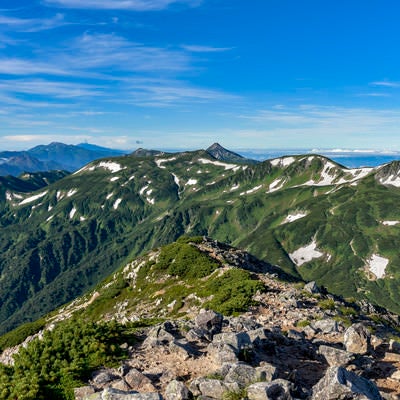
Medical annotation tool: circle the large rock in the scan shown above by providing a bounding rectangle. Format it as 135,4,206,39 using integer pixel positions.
311,319,339,334
212,332,252,352
192,378,240,399
207,342,238,365
124,368,156,392
318,344,354,367
247,379,293,400
74,386,95,400
165,380,191,400
344,324,371,354
195,310,223,338
224,363,258,387
86,388,162,400
311,366,382,400
304,281,319,294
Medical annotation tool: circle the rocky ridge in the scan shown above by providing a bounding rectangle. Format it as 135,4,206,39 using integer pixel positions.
62,239,400,400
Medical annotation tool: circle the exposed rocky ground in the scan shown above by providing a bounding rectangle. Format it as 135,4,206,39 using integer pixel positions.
73,269,400,400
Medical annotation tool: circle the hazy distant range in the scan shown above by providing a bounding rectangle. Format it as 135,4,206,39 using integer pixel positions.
238,149,400,168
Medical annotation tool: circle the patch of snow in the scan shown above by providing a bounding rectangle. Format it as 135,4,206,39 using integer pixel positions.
382,220,400,226
206,181,216,186
5,191,12,201
98,161,124,173
46,215,54,222
198,158,238,170
113,198,122,210
240,185,262,196
110,176,120,182
106,192,114,200
367,254,389,279
172,173,180,187
303,161,338,186
80,216,86,221
75,161,124,174
146,189,153,196
289,240,324,266
379,174,400,187
129,175,135,181
56,190,64,201
69,207,77,219
268,178,285,193
155,157,176,169
270,156,296,167
147,197,155,205
230,184,240,191
187,179,197,185
283,212,308,224
19,191,47,205
139,185,150,195
48,205,53,212
67,189,77,197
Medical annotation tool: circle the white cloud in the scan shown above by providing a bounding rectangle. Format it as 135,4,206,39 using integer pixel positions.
44,0,202,11
370,81,400,88
0,13,67,32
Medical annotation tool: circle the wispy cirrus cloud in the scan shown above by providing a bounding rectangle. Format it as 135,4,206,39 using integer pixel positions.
43,0,202,11
0,13,67,32
237,104,400,149
181,45,234,53
370,80,400,88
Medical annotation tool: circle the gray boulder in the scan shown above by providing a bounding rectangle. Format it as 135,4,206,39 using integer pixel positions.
318,344,354,367
86,388,162,400
344,324,371,354
311,366,382,400
207,342,238,365
255,364,278,382
311,319,339,334
193,378,239,399
247,379,293,400
224,363,258,387
74,386,95,400
195,310,223,338
304,281,319,294
165,380,191,400
124,368,156,392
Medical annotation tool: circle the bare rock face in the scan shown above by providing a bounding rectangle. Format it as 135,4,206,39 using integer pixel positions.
344,323,371,354
304,281,319,294
124,368,156,392
85,388,162,400
311,366,382,400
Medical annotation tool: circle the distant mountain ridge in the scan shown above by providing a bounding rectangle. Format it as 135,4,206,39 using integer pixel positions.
2,144,400,335
0,142,129,176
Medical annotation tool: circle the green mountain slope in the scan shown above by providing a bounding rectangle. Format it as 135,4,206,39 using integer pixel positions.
1,146,400,334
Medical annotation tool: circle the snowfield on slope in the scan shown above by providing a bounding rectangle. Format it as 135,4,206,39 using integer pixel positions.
289,240,324,266
367,254,389,279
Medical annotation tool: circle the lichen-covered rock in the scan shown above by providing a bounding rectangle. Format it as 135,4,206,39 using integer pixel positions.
247,379,293,400
304,281,319,294
86,388,162,400
318,344,354,367
124,368,156,392
207,342,238,365
165,380,191,400
195,378,239,399
311,319,339,334
74,386,95,400
344,323,371,354
195,310,223,339
224,363,258,387
311,366,382,400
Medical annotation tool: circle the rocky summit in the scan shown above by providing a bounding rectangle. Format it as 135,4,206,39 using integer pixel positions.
2,237,400,399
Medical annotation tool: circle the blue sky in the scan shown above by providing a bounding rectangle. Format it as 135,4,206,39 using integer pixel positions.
1,0,400,151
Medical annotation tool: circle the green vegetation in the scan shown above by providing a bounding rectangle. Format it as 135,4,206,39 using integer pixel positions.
2,148,400,335
318,299,336,311
0,318,134,400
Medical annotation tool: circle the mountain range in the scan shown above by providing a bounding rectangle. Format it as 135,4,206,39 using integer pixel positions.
0,142,128,176
1,143,400,337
